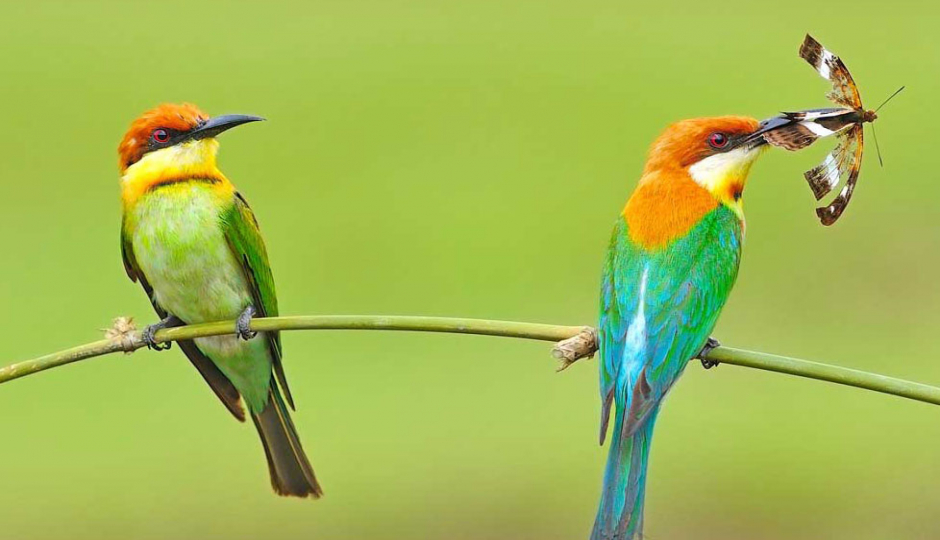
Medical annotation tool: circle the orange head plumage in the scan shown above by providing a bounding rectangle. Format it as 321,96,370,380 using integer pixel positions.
118,103,264,172
643,116,761,174
118,103,209,172
117,103,264,207
625,116,769,248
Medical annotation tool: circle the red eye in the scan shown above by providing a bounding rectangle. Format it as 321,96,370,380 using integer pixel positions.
708,132,729,149
152,129,170,143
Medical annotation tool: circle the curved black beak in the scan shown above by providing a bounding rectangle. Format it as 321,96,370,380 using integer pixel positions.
731,114,793,151
190,114,265,141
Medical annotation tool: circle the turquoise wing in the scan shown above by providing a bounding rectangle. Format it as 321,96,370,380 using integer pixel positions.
220,193,293,408
599,206,742,442
598,219,644,444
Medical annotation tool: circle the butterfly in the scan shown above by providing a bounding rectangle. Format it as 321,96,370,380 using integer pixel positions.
761,34,902,225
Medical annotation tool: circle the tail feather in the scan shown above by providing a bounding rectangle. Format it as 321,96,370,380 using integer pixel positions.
251,381,323,498
591,407,660,540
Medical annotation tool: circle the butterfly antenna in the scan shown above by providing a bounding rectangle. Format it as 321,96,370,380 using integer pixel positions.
875,85,905,112
871,123,884,168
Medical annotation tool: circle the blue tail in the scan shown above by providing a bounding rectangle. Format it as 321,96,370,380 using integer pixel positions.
590,407,660,540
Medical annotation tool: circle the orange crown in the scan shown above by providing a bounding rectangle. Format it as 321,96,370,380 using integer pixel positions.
118,103,209,172
643,116,759,173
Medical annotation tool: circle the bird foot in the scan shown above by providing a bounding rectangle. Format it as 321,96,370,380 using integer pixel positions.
142,315,178,351
698,337,721,369
236,305,258,341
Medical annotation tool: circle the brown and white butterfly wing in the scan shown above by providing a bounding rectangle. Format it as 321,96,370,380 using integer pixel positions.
804,131,849,200
762,108,857,151
799,34,863,110
762,121,819,151
810,124,864,225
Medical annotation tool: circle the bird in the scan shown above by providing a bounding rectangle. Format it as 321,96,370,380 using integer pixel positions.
118,103,322,498
592,116,780,539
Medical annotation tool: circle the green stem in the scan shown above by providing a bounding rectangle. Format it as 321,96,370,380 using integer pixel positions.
2,315,937,407
706,346,940,406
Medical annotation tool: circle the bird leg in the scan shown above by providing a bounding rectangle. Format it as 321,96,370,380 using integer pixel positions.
698,337,721,370
236,305,258,341
142,315,181,351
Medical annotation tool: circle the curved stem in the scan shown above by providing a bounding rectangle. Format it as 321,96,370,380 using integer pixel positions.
2,315,938,408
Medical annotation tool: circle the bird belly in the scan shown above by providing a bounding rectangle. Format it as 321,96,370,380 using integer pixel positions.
130,182,271,409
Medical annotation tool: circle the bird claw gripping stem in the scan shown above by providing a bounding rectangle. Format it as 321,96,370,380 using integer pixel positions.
142,316,177,351
236,305,258,341
698,337,721,369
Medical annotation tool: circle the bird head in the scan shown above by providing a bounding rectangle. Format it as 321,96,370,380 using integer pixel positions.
118,103,264,172
643,115,771,210
117,103,264,205
625,116,783,248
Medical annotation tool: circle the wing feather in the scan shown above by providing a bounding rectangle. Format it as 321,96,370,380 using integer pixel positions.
598,220,643,444
221,193,294,409
599,208,742,442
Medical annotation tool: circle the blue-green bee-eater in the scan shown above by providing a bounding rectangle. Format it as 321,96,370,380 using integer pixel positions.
592,116,777,538
118,103,321,498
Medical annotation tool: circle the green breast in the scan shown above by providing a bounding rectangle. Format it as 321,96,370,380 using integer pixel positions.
127,181,272,411
129,182,251,323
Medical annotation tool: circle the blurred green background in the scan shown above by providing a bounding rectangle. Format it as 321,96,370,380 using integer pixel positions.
0,1,937,538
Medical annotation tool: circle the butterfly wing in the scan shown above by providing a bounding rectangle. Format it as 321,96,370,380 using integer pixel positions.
807,124,864,225
800,34,864,110
760,108,858,151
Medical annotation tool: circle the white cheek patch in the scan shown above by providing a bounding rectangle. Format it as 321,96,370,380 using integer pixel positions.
687,146,758,193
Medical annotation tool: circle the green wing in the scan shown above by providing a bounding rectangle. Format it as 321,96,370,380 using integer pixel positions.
220,193,294,409
597,219,644,443
599,206,742,442
121,218,247,421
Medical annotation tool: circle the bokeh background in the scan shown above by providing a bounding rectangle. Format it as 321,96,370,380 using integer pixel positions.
1,1,937,538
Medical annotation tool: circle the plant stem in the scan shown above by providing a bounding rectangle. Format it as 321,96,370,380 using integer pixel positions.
2,315,938,407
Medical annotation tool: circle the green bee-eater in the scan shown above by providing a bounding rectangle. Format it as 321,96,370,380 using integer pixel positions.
592,116,786,538
118,103,321,498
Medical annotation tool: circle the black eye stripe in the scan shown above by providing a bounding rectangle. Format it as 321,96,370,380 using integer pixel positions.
149,128,184,148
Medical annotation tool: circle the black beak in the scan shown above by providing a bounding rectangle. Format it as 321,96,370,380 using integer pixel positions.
731,114,794,150
190,114,265,141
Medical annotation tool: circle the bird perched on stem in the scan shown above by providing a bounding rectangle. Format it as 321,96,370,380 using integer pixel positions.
118,103,321,498
592,116,783,539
